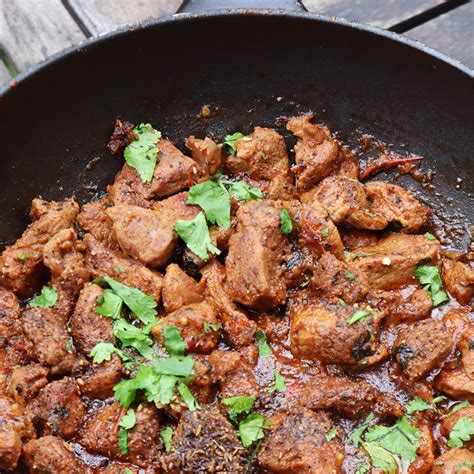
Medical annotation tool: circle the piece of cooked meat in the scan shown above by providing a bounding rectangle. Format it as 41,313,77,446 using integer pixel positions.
22,307,74,375
340,228,378,249
440,405,474,450
108,163,152,208
442,259,474,305
258,407,344,473
164,408,246,473
291,303,388,368
84,234,162,302
152,303,219,354
0,285,21,344
393,319,452,380
7,364,49,404
107,118,136,156
354,233,440,290
431,448,474,474
185,135,223,179
287,114,341,190
226,200,287,311
0,198,79,296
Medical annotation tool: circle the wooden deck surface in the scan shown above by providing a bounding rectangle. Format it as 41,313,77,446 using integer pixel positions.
0,0,472,87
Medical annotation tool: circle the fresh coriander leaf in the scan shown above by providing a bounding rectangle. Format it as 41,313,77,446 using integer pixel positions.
154,374,178,405
280,209,293,234
456,460,473,471
325,427,338,442
344,270,357,281
239,413,270,447
321,226,329,237
222,396,255,423
65,338,73,353
347,309,372,325
222,132,245,155
415,265,449,307
120,408,136,430
123,123,161,183
187,180,231,228
153,355,194,377
204,321,221,333
114,378,138,408
267,370,286,394
95,289,123,319
177,382,200,411
118,428,129,455
90,342,116,364
406,397,435,414
255,329,272,357
338,298,346,306
447,401,471,416
113,319,155,359
174,213,221,261
355,461,370,474
30,286,58,308
349,414,374,446
163,325,186,356
161,427,174,452
299,278,311,289
103,276,157,324
362,442,397,473
424,232,436,240
447,416,474,448
17,252,28,261
229,182,263,201
124,469,133,474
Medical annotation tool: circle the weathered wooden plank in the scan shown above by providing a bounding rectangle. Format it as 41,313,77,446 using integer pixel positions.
406,2,474,69
302,0,445,29
0,59,11,86
0,0,85,72
67,0,183,35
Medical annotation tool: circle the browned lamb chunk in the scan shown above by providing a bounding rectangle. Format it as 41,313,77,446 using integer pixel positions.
84,234,162,302
70,283,113,356
22,307,74,374
311,175,387,230
162,263,204,313
364,181,431,233
441,405,474,450
369,288,432,327
340,228,378,250
312,252,369,304
442,259,474,305
28,377,85,439
107,118,136,156
164,408,246,473
436,367,474,402
226,200,287,311
291,304,388,368
7,364,49,404
258,408,344,473
202,261,256,347
393,319,452,380
409,422,435,474
0,286,21,342
76,198,120,250
225,127,290,182
22,435,84,473
431,448,474,473
285,200,344,260
209,349,259,399
185,135,223,178
108,164,152,208
354,233,440,290
0,198,79,296
286,115,341,190
152,303,219,354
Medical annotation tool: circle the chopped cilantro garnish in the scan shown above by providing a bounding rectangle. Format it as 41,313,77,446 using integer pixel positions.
95,289,123,319
229,181,263,201
161,426,174,452
65,338,73,353
424,232,436,240
177,382,200,411
113,319,155,360
222,396,255,423
163,325,186,356
325,427,338,442
347,309,372,325
447,416,474,448
123,123,161,183
17,252,28,261
280,209,293,234
344,270,357,281
362,442,397,473
255,329,272,357
89,342,128,364
349,414,374,446
415,265,449,307
118,408,136,455
221,132,245,155
321,227,329,237
447,401,471,416
30,286,58,308
204,321,221,333
238,413,271,447
406,396,442,414
267,369,286,394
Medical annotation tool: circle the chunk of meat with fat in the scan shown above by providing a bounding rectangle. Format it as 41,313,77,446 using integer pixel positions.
108,164,152,208
162,263,203,312
202,260,256,347
164,408,246,473
7,364,49,404
84,234,162,302
393,319,452,380
76,198,120,250
0,198,79,296
22,307,74,374
291,303,388,368
185,135,223,178
28,377,85,438
340,227,378,250
442,259,474,305
441,405,474,450
287,115,342,190
364,181,431,233
225,126,290,181
43,228,90,294
152,303,219,354
258,407,344,473
436,367,474,402
409,421,435,474
431,448,474,473
0,286,21,343
23,435,83,474
226,200,287,310
354,233,440,290
312,252,368,304
369,288,432,327
285,200,344,260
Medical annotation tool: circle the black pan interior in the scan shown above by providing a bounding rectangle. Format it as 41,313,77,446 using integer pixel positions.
0,12,472,249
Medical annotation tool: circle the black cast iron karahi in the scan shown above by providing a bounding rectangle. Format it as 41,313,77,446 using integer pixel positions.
0,0,472,250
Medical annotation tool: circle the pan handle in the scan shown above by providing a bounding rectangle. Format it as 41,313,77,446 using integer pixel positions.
177,0,307,14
